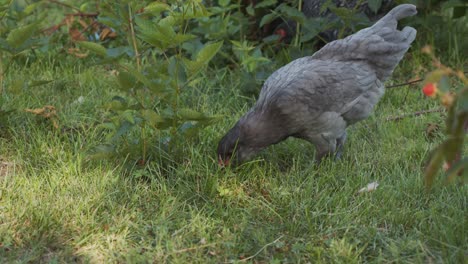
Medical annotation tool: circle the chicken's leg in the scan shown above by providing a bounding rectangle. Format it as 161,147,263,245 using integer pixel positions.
335,131,347,160
304,134,337,163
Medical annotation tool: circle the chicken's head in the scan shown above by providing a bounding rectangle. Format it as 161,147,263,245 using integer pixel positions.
217,124,240,167
217,122,259,167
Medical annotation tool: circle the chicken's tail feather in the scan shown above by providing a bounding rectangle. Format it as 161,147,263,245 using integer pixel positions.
311,4,417,81
376,4,417,29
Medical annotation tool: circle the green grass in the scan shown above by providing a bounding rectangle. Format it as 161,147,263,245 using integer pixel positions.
0,50,466,263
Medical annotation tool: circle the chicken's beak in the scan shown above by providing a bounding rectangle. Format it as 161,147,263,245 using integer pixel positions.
218,155,230,168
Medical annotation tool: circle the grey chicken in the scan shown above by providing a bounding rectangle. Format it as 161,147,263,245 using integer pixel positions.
217,4,417,166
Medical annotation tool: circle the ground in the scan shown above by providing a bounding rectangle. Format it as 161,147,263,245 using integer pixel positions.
0,48,466,263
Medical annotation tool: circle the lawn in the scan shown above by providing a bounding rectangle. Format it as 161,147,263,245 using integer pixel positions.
0,4,467,260
0,49,466,263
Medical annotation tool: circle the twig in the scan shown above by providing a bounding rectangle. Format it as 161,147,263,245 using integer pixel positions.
238,235,284,262
386,108,445,121
387,71,468,89
65,13,100,17
386,78,423,88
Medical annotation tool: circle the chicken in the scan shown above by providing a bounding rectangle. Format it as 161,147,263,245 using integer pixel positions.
217,4,417,166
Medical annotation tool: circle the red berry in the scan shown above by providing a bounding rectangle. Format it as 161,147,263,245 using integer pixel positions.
275,29,287,39
422,83,437,97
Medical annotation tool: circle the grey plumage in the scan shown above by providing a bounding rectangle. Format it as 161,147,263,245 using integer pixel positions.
218,4,417,165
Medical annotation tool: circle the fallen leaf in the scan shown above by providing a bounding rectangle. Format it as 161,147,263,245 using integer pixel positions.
69,28,86,41
24,105,59,129
358,182,379,193
100,27,117,40
67,48,89,58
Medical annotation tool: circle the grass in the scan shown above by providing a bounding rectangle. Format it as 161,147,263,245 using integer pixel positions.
0,47,466,263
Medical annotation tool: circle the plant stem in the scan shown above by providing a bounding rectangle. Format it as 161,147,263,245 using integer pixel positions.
0,0,14,94
0,56,3,96
294,0,302,47
238,0,243,41
142,125,147,164
128,4,141,70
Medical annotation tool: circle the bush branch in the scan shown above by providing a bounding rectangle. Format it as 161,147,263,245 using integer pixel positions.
386,108,445,121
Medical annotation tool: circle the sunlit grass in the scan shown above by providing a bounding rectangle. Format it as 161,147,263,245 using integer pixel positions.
0,49,466,263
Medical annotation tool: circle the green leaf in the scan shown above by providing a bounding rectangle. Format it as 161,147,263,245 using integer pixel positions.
195,41,223,64
367,0,383,13
329,7,359,23
256,0,278,8
178,108,206,121
107,46,133,58
156,21,176,40
121,110,136,124
441,0,465,10
183,58,202,75
219,0,230,7
438,76,450,93
262,34,281,43
111,121,134,141
260,13,278,27
159,15,176,28
122,66,153,91
117,71,137,91
106,96,128,111
424,69,448,84
144,2,170,14
140,109,163,126
76,41,107,57
98,122,117,131
277,4,306,24
6,23,39,47
246,4,255,16
29,80,54,87
184,41,223,75
24,2,42,15
177,2,210,19
136,16,194,49
168,57,187,83
172,33,197,46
